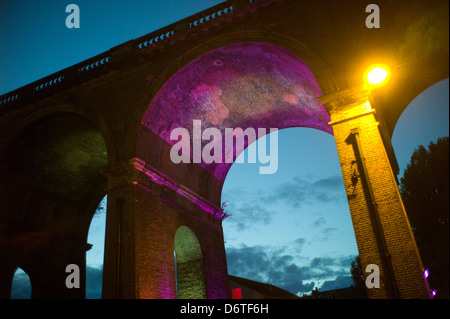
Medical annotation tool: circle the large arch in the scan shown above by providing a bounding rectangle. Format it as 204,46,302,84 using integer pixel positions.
366,1,449,137
129,32,435,298
390,78,449,298
130,40,343,299
0,113,109,298
135,40,332,206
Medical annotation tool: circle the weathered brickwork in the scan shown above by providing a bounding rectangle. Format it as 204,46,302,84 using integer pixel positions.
320,88,429,299
101,158,230,299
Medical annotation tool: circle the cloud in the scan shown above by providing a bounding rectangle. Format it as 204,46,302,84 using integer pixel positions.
316,227,338,241
226,241,357,296
311,175,344,190
232,203,273,231
222,196,275,232
223,174,346,217
222,173,353,294
226,243,315,295
312,217,326,227
293,237,307,247
260,174,346,208
222,174,348,232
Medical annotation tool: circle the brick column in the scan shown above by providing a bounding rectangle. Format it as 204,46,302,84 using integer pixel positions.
101,158,230,299
0,255,16,298
25,236,89,299
319,88,429,299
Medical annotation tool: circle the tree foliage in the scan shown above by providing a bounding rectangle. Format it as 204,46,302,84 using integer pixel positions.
350,256,368,298
400,136,449,298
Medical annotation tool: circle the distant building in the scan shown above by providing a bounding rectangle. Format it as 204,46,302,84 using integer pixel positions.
229,275,362,299
229,275,300,299
299,287,361,299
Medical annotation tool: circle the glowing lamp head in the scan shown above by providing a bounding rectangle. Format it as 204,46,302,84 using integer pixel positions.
364,64,390,88
424,269,430,279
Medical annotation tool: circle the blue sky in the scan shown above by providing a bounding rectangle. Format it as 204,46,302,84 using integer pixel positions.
2,1,448,298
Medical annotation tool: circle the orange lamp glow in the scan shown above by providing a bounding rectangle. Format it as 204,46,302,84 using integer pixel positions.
364,64,390,88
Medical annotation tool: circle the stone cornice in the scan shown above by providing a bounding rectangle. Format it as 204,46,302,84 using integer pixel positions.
101,158,228,220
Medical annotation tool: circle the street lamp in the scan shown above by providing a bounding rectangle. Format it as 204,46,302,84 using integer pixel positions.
364,64,391,88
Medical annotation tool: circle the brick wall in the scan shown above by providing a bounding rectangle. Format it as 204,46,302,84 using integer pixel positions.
320,88,429,299
101,158,230,299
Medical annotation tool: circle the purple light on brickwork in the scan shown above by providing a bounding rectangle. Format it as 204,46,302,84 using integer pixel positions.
142,42,331,180
423,268,437,299
132,159,225,219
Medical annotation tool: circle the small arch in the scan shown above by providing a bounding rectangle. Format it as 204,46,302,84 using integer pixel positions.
10,268,31,299
174,226,206,299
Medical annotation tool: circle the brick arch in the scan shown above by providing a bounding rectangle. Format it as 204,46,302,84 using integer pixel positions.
0,112,109,298
133,31,337,148
138,30,339,106
366,2,449,137
134,37,335,205
0,104,117,164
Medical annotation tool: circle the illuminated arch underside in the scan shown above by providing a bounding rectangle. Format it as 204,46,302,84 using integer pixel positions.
143,42,331,180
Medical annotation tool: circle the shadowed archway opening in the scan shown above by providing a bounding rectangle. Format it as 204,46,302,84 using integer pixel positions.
174,226,206,299
221,127,359,297
1,113,108,298
391,78,449,298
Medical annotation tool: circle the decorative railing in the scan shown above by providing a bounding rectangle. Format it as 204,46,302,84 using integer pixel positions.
0,0,272,112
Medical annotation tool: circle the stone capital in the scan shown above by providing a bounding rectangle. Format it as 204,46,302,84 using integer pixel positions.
100,158,226,220
99,158,146,190
318,86,371,110
318,86,376,126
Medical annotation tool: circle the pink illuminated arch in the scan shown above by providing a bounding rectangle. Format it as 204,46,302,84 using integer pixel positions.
140,42,331,183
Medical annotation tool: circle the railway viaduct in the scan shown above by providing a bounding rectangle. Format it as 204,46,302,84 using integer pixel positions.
0,0,448,298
